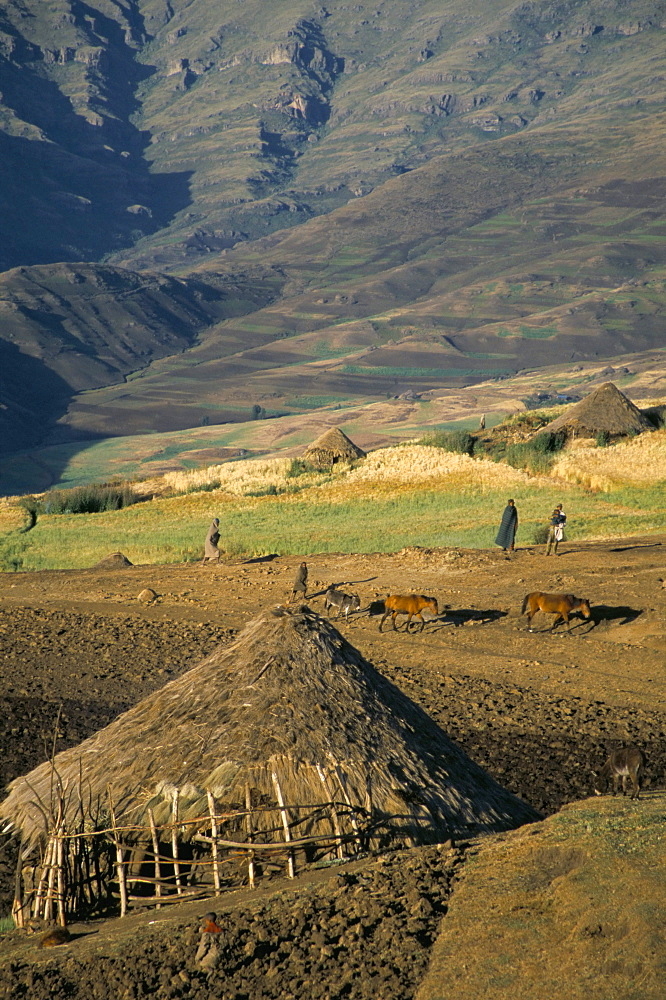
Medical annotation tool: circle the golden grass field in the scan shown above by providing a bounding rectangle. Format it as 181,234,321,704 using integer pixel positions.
3,428,666,571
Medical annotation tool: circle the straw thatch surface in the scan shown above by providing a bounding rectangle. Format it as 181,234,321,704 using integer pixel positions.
303,427,366,468
1,606,538,851
543,382,653,438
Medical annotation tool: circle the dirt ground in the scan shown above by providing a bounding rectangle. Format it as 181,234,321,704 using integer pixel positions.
1,536,665,997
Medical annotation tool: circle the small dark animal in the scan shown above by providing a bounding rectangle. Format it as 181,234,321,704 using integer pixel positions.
289,562,308,602
521,591,591,631
38,927,71,948
593,747,643,800
324,587,361,619
379,594,438,633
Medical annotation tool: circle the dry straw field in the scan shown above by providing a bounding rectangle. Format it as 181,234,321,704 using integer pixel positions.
3,429,666,571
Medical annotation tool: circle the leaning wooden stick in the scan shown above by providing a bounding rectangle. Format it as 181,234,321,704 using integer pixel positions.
271,772,295,878
317,764,345,860
108,790,128,918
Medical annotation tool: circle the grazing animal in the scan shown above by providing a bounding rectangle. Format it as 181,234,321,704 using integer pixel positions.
38,927,71,948
521,591,591,631
593,747,643,800
379,594,439,633
324,587,361,619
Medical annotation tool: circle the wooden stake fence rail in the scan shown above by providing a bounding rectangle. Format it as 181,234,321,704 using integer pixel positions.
19,769,371,923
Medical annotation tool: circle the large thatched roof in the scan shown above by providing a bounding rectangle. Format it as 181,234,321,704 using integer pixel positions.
303,427,366,467
543,382,653,438
1,607,538,850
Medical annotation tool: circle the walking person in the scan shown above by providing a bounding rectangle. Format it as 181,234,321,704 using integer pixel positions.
202,517,221,565
289,561,308,602
495,499,518,553
545,508,563,556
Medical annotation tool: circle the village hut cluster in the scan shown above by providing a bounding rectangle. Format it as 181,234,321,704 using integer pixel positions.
1,606,537,926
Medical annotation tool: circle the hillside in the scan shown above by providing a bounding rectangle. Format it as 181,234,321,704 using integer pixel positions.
1,0,666,488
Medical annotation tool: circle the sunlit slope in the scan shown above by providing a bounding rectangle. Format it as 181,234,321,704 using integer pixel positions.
2,0,665,271
62,122,666,437
3,438,666,571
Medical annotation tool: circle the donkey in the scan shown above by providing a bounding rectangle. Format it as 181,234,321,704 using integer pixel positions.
593,747,643,800
324,587,361,619
379,594,439,633
521,591,591,631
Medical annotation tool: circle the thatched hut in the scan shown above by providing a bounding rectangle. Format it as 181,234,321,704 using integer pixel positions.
2,606,537,921
303,427,366,468
543,382,653,439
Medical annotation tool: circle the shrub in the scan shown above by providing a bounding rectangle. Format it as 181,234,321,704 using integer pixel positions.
533,525,549,545
44,484,138,515
286,459,316,478
420,430,476,456
186,479,221,494
595,430,611,447
245,484,279,497
504,432,565,474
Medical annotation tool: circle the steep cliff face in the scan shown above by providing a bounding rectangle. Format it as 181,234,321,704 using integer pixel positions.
3,0,665,272
0,0,173,269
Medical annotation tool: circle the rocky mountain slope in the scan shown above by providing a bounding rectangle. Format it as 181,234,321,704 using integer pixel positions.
1,0,665,477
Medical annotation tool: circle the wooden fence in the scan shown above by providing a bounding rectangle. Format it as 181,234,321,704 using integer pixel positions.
12,770,369,927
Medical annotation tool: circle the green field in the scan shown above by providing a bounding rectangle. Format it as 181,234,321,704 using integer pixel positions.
3,459,665,572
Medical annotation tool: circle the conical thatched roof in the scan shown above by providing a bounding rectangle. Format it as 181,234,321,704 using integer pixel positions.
1,607,538,851
303,427,366,468
543,382,653,438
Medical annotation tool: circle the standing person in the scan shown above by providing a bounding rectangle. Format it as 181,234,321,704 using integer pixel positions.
202,517,221,565
495,499,518,553
290,561,308,602
545,508,561,556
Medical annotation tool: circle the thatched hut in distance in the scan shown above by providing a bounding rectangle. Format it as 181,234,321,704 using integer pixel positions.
543,382,653,439
2,606,537,922
303,427,366,469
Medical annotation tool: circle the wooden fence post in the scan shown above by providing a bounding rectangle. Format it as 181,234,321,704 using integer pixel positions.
171,788,182,894
245,783,256,889
206,791,221,896
147,809,162,909
271,772,295,879
108,791,128,917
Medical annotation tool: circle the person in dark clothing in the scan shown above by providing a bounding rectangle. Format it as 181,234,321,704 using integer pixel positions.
495,499,518,552
290,562,308,602
202,518,221,565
